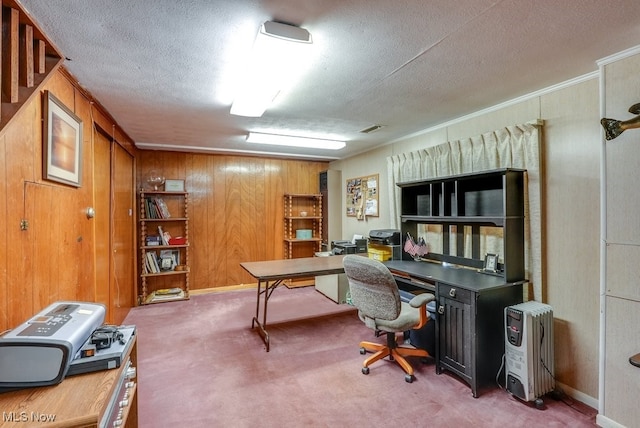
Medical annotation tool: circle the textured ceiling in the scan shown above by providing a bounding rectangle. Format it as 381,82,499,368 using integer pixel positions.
16,0,640,160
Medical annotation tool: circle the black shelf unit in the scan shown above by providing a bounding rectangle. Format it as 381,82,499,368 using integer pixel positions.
392,168,526,397
397,168,525,282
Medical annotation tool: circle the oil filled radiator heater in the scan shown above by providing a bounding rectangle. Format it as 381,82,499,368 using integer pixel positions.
504,301,555,404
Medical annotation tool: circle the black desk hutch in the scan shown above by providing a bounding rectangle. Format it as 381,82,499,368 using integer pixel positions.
385,168,526,397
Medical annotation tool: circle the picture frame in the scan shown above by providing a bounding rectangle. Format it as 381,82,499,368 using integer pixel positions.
165,179,185,192
483,253,498,272
159,249,180,271
43,91,83,187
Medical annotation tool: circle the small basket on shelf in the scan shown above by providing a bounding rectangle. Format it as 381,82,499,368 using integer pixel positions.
168,236,187,245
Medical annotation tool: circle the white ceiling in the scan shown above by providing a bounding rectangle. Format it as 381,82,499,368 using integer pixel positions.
17,0,640,160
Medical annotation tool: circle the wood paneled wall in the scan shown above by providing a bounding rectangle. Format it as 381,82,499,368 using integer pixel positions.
0,68,137,332
137,152,328,291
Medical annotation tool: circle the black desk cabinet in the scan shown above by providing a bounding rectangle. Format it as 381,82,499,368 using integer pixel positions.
390,168,527,396
386,260,524,397
436,280,522,397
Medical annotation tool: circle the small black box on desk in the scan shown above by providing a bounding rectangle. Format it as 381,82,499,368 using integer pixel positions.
354,239,367,253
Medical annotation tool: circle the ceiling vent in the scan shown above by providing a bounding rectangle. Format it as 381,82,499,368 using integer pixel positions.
359,124,385,134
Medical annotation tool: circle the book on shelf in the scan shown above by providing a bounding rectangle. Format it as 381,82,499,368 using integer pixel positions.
143,197,172,219
155,287,182,295
155,198,171,218
146,288,185,303
145,251,160,273
143,198,152,219
157,226,171,245
144,197,161,219
146,235,162,246
145,252,152,273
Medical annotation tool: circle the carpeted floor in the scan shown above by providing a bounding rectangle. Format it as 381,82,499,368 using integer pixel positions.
123,286,597,427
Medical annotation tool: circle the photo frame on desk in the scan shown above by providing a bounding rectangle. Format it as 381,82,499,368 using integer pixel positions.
42,91,83,187
483,253,498,273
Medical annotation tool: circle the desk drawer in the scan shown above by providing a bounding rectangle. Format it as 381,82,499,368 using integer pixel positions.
437,283,472,304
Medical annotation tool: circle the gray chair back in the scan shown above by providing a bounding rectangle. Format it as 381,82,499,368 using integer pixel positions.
343,255,401,322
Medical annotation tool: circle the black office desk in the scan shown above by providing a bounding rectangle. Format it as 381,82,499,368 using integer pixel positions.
384,260,525,397
385,260,518,292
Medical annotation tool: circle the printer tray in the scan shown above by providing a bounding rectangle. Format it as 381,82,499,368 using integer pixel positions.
67,326,136,377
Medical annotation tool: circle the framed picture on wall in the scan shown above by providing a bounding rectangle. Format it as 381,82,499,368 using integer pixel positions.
42,90,83,187
346,173,379,219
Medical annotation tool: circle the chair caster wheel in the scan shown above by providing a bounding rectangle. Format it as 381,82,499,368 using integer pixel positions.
362,367,370,375
359,347,366,355
405,374,413,383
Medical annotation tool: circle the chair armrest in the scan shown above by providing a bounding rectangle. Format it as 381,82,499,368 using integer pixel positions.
408,293,435,330
408,293,435,309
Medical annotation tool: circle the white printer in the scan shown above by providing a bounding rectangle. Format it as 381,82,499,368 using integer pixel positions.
0,301,106,389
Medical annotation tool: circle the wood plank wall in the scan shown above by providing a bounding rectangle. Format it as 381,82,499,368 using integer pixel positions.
0,67,137,332
137,152,328,291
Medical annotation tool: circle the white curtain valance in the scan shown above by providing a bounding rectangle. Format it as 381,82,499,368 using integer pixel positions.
386,123,542,300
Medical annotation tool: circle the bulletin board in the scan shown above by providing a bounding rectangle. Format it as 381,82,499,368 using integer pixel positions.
346,174,379,218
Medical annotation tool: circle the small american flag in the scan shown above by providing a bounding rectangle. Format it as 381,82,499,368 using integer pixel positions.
404,233,428,257
403,233,418,256
415,237,429,257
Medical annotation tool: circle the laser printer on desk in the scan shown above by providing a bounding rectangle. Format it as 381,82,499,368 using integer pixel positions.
331,239,367,254
368,229,402,261
331,231,400,255
368,229,401,245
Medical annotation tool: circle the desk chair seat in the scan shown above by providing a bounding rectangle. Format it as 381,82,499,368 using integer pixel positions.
342,255,435,383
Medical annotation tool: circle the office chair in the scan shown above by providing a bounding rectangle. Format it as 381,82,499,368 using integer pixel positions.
342,255,435,383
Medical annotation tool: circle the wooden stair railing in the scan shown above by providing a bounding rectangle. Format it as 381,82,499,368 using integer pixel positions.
1,0,64,134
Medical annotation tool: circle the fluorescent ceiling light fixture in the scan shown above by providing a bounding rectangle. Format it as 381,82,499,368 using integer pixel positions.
230,21,312,117
246,132,346,150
